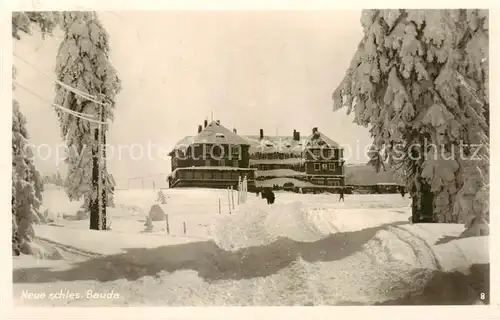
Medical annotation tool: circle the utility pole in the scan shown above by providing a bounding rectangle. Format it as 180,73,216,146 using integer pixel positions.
99,102,108,230
90,112,100,230
89,98,107,230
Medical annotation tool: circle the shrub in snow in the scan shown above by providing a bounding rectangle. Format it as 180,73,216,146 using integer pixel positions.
149,204,166,221
156,190,167,204
333,9,489,228
76,208,90,220
143,216,154,232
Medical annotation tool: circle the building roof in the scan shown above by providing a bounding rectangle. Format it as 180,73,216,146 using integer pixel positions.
244,135,305,155
242,130,341,155
169,123,342,156
304,131,341,148
169,121,250,155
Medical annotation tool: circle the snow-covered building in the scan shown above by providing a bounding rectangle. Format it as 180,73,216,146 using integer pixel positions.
167,120,256,190
242,127,346,189
167,122,347,191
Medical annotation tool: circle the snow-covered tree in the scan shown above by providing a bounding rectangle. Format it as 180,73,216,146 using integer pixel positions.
12,12,59,255
333,10,489,232
54,12,121,229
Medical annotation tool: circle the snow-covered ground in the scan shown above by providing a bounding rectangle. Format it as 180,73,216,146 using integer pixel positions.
13,188,489,306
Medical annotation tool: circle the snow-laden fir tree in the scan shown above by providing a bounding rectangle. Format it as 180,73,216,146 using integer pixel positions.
54,12,121,229
333,9,489,233
12,12,59,255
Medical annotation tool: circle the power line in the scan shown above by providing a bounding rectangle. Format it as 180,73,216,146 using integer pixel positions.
14,52,96,100
14,81,109,125
13,53,110,107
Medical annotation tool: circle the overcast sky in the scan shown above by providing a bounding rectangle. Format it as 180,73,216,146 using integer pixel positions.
13,10,371,188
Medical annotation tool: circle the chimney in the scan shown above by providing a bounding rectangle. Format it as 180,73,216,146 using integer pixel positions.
233,128,237,134
312,127,318,134
293,129,296,140
204,120,208,128
216,120,220,125
198,125,202,133
259,129,264,140
296,131,300,141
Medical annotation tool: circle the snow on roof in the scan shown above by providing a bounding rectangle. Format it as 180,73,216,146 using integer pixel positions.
243,135,304,155
304,131,341,148
170,125,342,156
243,131,341,154
169,121,250,154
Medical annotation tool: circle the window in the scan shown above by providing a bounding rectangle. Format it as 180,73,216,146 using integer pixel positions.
232,172,240,180
326,179,339,186
329,163,336,171
184,171,193,179
218,159,225,166
312,179,325,185
213,171,222,180
205,159,211,166
313,149,320,157
216,133,225,138
194,171,203,179
323,149,331,158
203,172,212,180
222,172,231,180
314,163,320,171
231,146,240,159
322,163,328,171
233,160,239,167
204,145,211,159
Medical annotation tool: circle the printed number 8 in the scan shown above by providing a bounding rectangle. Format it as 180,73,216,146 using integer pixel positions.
480,293,485,300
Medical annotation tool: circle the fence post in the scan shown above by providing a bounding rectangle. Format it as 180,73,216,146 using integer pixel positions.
244,176,247,203
218,198,221,214
227,187,232,214
165,214,170,235
183,221,186,235
231,185,235,209
238,176,243,204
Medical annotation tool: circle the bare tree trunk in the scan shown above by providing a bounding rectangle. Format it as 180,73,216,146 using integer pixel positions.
411,179,435,223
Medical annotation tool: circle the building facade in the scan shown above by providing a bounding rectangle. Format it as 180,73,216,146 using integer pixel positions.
302,127,345,186
242,127,345,190
167,121,345,191
167,120,256,190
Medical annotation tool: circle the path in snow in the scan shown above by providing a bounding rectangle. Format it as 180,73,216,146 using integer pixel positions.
13,192,488,306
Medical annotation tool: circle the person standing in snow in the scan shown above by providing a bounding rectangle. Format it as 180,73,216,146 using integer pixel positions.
262,188,275,204
267,189,275,204
399,186,406,198
339,187,345,202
